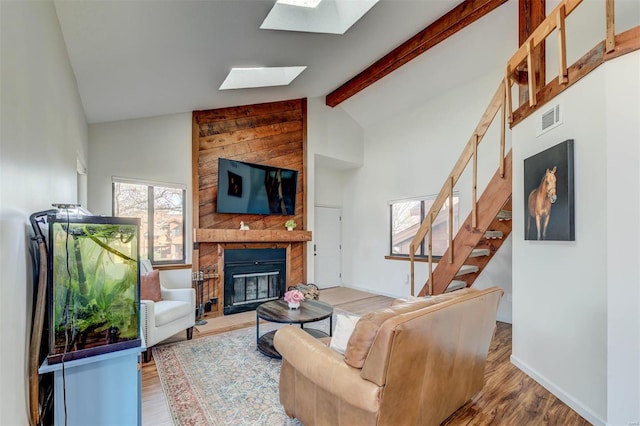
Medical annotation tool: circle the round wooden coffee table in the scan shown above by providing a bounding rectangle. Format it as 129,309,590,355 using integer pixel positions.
256,299,333,358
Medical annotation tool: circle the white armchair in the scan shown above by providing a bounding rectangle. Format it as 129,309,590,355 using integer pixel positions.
140,259,195,362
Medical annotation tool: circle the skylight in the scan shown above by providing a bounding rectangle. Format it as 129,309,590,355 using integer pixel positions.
261,0,379,35
219,66,307,90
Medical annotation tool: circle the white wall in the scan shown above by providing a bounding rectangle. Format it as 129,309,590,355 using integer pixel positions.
341,69,514,300
0,1,88,424
315,166,348,208
511,68,607,424
88,113,192,262
306,97,364,282
604,52,640,426
473,235,513,323
512,52,640,425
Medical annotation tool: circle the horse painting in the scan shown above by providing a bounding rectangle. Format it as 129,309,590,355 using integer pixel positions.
527,166,557,240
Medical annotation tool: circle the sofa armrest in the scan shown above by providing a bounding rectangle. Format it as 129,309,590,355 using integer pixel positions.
274,326,381,413
161,287,195,307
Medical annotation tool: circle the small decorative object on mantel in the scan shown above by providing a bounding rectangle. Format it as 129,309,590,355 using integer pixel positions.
285,219,297,231
283,288,304,309
239,221,250,230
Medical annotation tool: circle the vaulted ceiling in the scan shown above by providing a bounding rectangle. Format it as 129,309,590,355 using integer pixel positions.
54,0,517,126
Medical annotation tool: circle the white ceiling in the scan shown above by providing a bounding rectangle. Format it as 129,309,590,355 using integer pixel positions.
54,0,516,126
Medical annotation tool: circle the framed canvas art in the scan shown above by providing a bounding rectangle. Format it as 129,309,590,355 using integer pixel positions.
524,139,575,241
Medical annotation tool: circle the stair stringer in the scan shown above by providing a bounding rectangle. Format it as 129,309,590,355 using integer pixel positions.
455,198,512,288
418,150,513,296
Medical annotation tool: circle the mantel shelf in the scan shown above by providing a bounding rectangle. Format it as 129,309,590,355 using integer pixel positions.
194,228,312,243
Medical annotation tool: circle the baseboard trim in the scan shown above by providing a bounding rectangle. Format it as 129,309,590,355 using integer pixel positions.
510,354,606,426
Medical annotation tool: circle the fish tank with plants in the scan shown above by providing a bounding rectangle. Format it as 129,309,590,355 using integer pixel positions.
47,214,141,364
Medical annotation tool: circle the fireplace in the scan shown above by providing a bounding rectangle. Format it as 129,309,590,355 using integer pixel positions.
223,248,286,315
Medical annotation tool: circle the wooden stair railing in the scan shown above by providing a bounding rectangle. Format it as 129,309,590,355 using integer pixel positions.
409,80,507,296
505,0,583,121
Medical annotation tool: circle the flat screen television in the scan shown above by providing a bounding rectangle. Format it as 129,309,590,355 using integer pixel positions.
216,158,298,215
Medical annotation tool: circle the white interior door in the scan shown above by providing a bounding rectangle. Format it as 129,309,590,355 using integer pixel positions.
314,206,342,289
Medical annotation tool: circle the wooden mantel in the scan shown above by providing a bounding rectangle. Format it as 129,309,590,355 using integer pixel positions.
194,228,312,244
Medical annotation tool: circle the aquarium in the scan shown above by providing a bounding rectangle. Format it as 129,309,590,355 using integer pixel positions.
47,214,141,364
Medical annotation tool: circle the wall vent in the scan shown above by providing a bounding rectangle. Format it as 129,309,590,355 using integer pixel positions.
536,103,562,136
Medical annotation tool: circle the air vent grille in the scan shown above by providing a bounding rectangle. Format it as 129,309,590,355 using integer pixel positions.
537,103,562,136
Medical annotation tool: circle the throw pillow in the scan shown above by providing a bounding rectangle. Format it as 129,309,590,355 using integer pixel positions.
140,269,162,302
329,314,360,355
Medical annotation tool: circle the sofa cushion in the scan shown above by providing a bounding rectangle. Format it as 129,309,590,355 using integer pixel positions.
343,288,477,369
154,300,193,326
140,270,162,302
330,314,360,355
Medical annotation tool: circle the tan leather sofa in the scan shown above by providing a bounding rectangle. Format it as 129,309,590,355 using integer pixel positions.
273,286,503,426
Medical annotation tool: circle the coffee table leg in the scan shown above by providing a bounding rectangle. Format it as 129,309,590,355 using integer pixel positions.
330,315,333,336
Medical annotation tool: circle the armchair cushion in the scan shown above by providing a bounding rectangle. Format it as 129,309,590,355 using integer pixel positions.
140,270,162,302
154,300,193,327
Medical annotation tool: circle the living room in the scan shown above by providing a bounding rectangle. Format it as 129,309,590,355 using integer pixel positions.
2,0,639,425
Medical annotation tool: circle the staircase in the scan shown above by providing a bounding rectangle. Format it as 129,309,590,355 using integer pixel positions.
408,79,510,297
419,152,513,296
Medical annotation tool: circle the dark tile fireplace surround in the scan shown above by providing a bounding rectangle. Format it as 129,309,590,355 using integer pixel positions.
223,248,286,315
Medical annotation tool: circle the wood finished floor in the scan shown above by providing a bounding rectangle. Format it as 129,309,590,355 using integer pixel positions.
141,287,590,425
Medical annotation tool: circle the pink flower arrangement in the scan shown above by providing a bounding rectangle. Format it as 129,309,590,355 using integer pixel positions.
284,289,305,303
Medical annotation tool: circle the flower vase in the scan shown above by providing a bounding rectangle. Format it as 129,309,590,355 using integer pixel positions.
287,226,294,231
288,301,300,309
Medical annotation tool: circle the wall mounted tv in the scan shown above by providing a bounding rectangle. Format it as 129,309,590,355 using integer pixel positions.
217,158,298,215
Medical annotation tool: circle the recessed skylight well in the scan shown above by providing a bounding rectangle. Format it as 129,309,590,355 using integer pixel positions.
261,0,379,35
278,0,322,8
219,66,307,90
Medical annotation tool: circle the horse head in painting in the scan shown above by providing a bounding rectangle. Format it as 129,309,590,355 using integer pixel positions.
527,166,557,240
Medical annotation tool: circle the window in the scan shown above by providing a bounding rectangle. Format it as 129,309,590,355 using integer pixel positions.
390,194,459,258
113,179,186,264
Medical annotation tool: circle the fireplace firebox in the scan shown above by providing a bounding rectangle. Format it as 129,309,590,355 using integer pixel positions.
223,248,286,315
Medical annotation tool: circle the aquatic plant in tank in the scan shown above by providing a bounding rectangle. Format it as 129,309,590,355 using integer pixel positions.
47,214,141,364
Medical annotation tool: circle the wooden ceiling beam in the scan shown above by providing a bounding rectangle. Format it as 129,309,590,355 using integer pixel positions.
325,0,509,107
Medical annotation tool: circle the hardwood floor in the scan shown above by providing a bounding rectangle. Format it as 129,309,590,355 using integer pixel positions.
142,287,589,425
441,321,590,425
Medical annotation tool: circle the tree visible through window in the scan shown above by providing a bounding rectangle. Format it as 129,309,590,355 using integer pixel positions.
390,195,459,257
113,180,186,264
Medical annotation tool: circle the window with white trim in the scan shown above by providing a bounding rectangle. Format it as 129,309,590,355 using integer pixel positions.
113,178,186,264
390,194,459,258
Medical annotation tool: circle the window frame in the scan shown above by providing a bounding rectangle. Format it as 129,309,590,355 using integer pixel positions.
389,193,459,259
112,177,187,266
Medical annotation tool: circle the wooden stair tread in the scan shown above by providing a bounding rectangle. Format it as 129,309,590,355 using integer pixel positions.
445,280,467,293
484,230,504,239
469,248,491,258
456,265,480,276
496,210,512,221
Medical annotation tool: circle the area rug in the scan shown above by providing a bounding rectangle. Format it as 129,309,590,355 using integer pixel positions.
153,314,339,426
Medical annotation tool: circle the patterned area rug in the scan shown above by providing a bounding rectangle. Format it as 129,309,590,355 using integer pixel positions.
153,315,337,426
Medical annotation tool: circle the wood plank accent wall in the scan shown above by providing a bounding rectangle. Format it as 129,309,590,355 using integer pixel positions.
192,98,307,317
